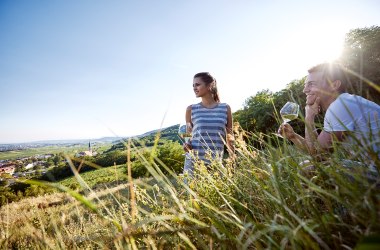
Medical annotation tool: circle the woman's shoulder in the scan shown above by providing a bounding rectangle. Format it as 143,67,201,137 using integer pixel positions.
219,102,230,109
190,103,203,109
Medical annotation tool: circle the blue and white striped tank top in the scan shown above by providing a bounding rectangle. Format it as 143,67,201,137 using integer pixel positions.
190,102,228,163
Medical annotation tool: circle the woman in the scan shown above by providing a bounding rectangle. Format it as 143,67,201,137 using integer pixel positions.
183,72,234,176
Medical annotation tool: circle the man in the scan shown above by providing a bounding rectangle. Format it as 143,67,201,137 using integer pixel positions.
278,63,380,164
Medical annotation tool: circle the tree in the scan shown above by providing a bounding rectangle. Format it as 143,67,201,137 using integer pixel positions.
156,141,184,174
46,157,54,167
52,154,61,166
130,149,154,178
93,150,130,167
340,26,380,103
16,165,26,172
234,89,275,134
0,178,7,187
233,79,308,139
34,165,43,171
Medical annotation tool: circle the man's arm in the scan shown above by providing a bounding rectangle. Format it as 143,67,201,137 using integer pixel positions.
279,96,346,155
304,97,345,154
279,123,314,154
303,115,320,155
280,123,344,154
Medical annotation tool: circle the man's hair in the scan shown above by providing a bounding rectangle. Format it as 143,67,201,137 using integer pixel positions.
308,63,348,93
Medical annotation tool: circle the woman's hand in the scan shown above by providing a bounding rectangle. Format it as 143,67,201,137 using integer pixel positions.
278,123,296,140
183,142,192,152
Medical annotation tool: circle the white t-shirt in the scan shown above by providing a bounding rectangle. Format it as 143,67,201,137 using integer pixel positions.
324,93,380,158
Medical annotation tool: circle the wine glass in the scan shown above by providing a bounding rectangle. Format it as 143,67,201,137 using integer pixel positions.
280,101,299,124
178,123,192,143
276,101,299,137
178,123,192,156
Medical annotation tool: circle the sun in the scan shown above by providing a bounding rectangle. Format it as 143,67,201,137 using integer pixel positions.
281,23,347,70
312,29,345,63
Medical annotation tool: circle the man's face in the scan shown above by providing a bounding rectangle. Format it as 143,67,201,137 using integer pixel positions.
303,72,334,106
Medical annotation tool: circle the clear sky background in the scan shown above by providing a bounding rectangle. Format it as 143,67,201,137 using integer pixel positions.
1,0,379,143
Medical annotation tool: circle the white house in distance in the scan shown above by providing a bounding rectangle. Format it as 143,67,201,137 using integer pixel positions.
25,163,34,170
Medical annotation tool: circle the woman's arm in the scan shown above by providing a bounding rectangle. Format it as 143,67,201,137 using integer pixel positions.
226,104,235,155
186,105,192,126
183,105,192,152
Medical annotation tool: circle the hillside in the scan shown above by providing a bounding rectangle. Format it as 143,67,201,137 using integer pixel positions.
105,124,180,152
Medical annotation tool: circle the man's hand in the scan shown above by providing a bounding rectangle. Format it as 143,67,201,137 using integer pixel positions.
306,93,317,105
278,123,296,140
304,96,321,155
305,96,321,118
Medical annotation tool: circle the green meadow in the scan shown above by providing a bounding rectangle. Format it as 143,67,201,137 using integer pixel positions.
1,130,379,249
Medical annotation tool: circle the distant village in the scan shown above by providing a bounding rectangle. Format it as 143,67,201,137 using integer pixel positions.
0,142,97,180
0,153,55,177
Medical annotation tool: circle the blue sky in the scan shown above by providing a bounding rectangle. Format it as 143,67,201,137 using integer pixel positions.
1,0,379,143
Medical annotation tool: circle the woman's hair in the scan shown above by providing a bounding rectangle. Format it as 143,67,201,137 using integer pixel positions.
193,72,220,102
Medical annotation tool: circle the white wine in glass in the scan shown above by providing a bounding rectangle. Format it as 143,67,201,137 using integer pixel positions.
281,113,299,123
280,102,299,124
276,101,299,138
178,123,192,143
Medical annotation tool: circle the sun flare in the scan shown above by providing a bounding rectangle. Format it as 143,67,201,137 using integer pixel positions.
309,29,345,63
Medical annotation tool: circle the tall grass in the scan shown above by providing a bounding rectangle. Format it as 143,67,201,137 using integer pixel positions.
0,125,379,249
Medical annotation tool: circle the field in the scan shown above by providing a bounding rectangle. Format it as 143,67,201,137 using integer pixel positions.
59,164,128,189
1,129,379,249
0,143,112,160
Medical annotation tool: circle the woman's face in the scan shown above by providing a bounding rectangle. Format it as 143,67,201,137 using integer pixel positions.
193,77,210,98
